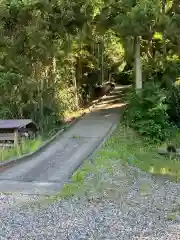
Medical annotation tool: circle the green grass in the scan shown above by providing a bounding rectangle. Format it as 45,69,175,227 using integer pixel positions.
49,123,180,201
0,137,43,161
104,124,180,181
0,123,65,162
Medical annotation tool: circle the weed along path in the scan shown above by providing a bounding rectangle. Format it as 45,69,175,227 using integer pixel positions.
0,85,126,195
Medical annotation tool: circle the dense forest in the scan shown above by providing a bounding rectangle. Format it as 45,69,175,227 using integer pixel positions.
1,0,180,141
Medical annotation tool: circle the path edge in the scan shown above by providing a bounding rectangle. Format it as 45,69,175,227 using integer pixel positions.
69,121,119,179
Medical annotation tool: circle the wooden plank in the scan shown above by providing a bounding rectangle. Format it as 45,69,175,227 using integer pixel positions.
0,119,34,129
0,143,13,148
0,133,15,141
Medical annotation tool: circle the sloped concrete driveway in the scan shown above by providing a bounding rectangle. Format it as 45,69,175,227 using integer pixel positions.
0,86,125,195
1,86,180,240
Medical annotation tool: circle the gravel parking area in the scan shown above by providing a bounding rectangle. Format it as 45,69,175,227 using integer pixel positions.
1,162,180,240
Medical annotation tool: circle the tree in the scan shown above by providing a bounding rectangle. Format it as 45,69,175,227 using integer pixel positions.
0,0,116,126
97,0,162,90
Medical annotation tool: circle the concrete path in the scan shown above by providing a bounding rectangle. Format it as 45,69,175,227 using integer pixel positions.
0,86,126,195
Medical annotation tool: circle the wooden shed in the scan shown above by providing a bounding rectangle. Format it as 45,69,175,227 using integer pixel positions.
0,119,38,146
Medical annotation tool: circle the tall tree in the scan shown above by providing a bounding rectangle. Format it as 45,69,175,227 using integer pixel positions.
97,0,162,90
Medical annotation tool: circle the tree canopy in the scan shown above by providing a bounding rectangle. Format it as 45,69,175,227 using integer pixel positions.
1,0,180,131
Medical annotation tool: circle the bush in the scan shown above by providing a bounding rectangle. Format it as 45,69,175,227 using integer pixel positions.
124,83,171,141
167,80,180,126
143,56,180,89
112,72,132,85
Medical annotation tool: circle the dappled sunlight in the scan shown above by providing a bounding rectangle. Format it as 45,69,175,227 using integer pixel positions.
148,164,180,180
93,85,128,109
64,108,86,122
95,102,126,111
160,167,169,175
149,166,155,173
64,84,128,120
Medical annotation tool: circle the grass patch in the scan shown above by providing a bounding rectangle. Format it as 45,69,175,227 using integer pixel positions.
0,111,80,162
50,123,180,201
0,137,43,161
50,161,97,200
0,122,65,162
105,124,180,181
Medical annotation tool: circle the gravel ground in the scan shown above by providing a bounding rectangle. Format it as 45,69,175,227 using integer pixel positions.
1,162,180,240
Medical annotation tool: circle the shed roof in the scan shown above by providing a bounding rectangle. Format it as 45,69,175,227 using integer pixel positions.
0,119,35,130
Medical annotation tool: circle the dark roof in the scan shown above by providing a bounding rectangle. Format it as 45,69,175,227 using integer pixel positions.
0,119,36,130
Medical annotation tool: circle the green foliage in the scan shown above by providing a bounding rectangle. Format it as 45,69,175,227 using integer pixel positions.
1,137,42,162
143,56,180,88
167,80,180,126
0,0,123,130
124,83,171,141
114,0,161,38
163,60,180,87
166,14,180,47
2,0,180,141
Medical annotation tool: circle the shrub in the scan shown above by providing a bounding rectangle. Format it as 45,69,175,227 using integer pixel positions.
143,56,180,89
124,83,171,141
167,79,180,126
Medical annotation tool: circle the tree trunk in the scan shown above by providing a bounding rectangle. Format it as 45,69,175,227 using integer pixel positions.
75,57,81,109
162,0,167,56
135,36,142,90
40,68,44,119
100,39,104,85
162,0,166,13
52,56,56,77
173,0,179,13
97,42,101,85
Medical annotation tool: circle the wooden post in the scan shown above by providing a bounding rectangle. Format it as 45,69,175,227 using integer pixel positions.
135,36,142,91
14,130,19,146
101,39,104,85
14,130,21,156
